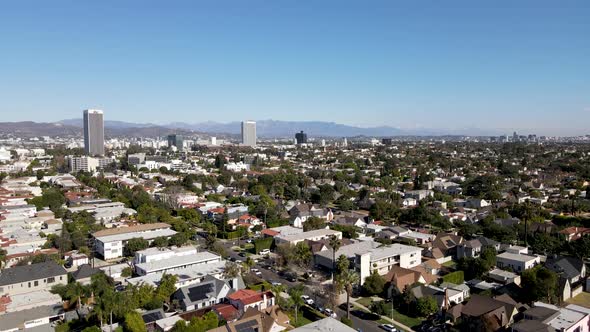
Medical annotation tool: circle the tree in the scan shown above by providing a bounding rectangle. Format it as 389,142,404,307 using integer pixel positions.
223,261,241,279
156,274,178,304
415,296,438,317
0,248,6,268
125,238,149,256
288,285,305,324
177,208,201,225
169,232,188,247
401,285,415,313
214,154,225,169
335,269,360,319
151,236,169,248
329,235,342,278
292,242,312,268
362,271,385,296
124,312,147,332
303,216,326,232
245,257,255,272
522,266,559,304
121,267,133,278
336,254,350,275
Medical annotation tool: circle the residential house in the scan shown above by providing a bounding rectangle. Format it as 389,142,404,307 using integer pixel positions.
496,252,541,273
545,256,586,302
456,236,500,259
460,294,520,331
0,261,67,296
172,275,232,311
227,289,275,314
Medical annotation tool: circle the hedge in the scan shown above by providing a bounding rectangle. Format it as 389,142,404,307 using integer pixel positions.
442,271,464,284
254,237,274,254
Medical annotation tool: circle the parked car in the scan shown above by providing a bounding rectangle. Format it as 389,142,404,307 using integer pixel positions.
324,308,336,318
380,324,397,332
259,249,271,255
301,295,314,305
271,281,282,286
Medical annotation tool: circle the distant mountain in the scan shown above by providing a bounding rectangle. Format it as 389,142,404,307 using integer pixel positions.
0,118,498,138
59,118,157,129
0,121,195,138
166,120,407,137
0,121,81,137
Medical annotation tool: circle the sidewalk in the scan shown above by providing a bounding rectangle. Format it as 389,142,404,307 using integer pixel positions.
351,298,415,332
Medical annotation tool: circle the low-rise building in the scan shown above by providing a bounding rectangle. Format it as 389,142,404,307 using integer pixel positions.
275,228,342,246
0,261,67,296
496,252,541,273
92,223,176,260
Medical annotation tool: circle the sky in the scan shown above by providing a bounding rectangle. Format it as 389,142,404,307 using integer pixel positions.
0,1,589,135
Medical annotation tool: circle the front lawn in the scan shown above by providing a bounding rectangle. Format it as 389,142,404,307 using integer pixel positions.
356,297,374,307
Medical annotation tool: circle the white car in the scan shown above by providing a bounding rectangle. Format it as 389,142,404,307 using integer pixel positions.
300,295,314,305
259,249,271,255
324,308,336,318
380,324,397,332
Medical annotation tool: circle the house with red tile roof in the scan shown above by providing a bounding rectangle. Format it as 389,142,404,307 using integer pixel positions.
227,289,275,314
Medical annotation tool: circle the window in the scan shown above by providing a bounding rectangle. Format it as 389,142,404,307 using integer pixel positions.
28,282,31,288
34,281,39,287
47,277,55,283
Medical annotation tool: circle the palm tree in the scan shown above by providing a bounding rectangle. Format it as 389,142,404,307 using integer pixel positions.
245,257,255,272
271,284,288,309
288,285,305,324
328,235,341,280
335,269,360,319
65,282,89,309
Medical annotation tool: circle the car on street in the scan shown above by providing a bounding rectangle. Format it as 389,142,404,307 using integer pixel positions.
324,308,336,318
259,249,271,255
271,281,282,286
380,324,397,332
301,295,314,305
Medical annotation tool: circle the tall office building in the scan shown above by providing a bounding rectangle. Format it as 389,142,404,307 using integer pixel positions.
167,134,184,150
241,121,257,147
295,131,308,145
83,109,105,156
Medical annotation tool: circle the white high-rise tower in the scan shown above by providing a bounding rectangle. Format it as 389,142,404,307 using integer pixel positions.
241,121,257,147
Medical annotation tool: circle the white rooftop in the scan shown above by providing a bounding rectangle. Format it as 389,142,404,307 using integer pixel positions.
95,228,177,243
127,260,226,287
497,252,539,263
135,251,221,274
276,228,341,242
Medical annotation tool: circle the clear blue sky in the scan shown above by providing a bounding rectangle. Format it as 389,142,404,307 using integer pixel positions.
0,1,589,135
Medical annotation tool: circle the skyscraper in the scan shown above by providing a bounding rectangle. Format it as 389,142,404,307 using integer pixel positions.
241,121,256,147
83,109,105,156
295,131,308,144
167,134,184,150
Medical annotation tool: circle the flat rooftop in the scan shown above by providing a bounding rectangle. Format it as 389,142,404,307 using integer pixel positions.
127,260,226,287
135,251,221,273
93,222,171,237
497,252,539,263
95,228,177,243
277,228,341,242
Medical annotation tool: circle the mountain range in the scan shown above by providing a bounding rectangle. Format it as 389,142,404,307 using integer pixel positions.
59,119,495,137
0,119,498,138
